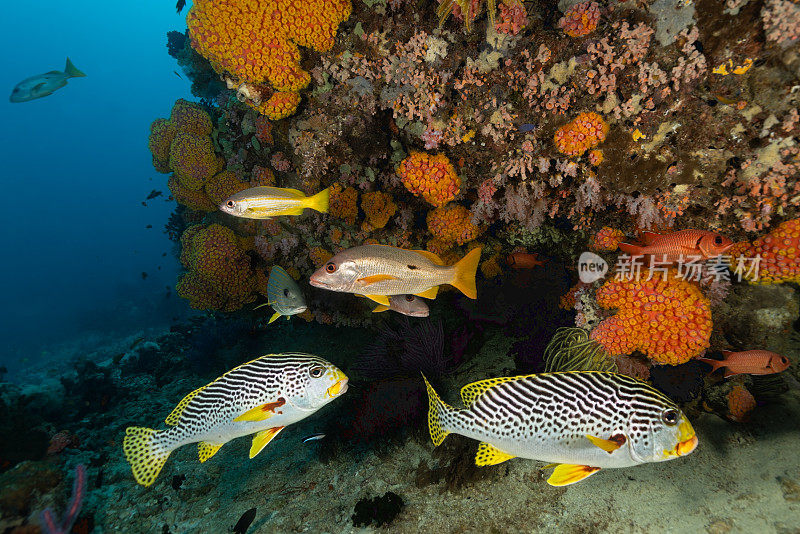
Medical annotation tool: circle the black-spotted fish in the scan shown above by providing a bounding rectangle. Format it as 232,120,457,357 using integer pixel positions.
423,372,697,486
259,266,307,324
373,294,430,317
123,353,347,487
220,186,329,219
309,244,481,306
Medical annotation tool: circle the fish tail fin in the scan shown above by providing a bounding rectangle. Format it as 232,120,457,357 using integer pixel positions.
451,246,481,299
617,242,643,256
422,373,453,447
696,357,724,372
123,427,173,487
64,58,86,78
306,187,329,214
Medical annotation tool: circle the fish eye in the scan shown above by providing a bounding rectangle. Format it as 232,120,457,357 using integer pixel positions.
714,235,723,245
226,200,235,208
325,262,337,273
405,295,414,302
661,409,679,426
283,289,290,297
781,357,789,364
309,366,325,378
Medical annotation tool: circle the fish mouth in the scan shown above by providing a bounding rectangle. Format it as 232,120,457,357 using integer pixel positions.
326,377,348,398
675,435,698,456
665,420,698,458
309,276,335,290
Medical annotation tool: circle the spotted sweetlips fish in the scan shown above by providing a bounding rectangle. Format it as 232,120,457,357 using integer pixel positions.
423,371,698,486
123,353,348,486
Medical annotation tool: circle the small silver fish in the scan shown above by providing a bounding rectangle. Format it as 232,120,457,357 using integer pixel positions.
10,58,86,102
302,433,326,443
261,266,307,324
123,353,348,486
373,295,430,317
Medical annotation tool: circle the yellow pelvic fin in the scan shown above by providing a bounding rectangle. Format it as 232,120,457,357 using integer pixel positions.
422,373,452,447
363,294,390,306
233,397,286,422
123,427,171,487
165,385,206,425
450,246,482,299
198,441,224,463
547,464,601,486
357,274,397,286
305,187,330,214
475,442,516,467
414,249,445,265
373,305,390,313
586,434,626,453
249,426,285,459
415,286,439,300
460,376,523,407
268,311,282,324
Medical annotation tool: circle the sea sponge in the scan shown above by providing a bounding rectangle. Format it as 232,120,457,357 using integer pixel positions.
590,226,624,251
254,115,273,145
177,224,257,311
186,0,351,119
361,191,397,230
559,1,601,38
168,176,217,212
554,112,609,157
426,204,483,245
329,183,359,225
252,165,276,186
149,119,176,173
397,152,460,207
733,218,800,284
169,132,224,190
727,385,756,422
590,273,712,365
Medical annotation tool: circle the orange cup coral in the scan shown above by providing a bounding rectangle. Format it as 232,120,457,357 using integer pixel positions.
397,152,460,207
186,0,351,119
733,218,800,284
426,204,484,245
590,273,712,365
329,183,359,226
727,385,756,422
554,112,609,157
590,226,624,251
361,191,397,230
559,1,601,38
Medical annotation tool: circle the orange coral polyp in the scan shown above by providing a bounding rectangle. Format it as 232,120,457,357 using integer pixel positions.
186,0,351,119
590,273,712,365
554,112,609,157
590,226,624,251
361,191,397,230
397,152,461,207
427,204,483,245
329,183,359,225
735,218,800,284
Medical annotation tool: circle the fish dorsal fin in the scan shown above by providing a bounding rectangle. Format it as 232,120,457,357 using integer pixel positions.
249,426,285,458
475,442,516,466
282,188,306,198
198,442,224,463
640,231,663,244
234,397,287,422
586,434,626,453
415,286,439,300
414,250,445,265
547,464,601,486
165,385,206,425
363,294,390,306
460,376,522,407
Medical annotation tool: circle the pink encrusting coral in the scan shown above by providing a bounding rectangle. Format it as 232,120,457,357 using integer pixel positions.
559,1,600,37
762,0,800,46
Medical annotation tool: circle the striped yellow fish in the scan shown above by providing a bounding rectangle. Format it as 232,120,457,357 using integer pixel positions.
423,372,697,486
123,353,347,486
309,244,481,306
220,186,329,219
258,266,307,324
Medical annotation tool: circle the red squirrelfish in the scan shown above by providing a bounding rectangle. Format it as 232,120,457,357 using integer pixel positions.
506,252,546,269
618,229,733,263
697,350,791,378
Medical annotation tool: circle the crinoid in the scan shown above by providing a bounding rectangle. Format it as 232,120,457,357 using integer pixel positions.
543,327,618,373
437,0,496,32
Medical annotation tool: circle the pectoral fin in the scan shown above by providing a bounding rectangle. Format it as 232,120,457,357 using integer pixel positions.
475,442,516,466
357,274,397,286
586,433,626,453
363,294,390,306
234,397,287,422
249,427,285,459
268,312,281,324
547,464,601,486
198,441,223,463
415,286,439,300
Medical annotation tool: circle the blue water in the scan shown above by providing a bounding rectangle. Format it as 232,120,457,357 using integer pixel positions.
0,1,192,367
